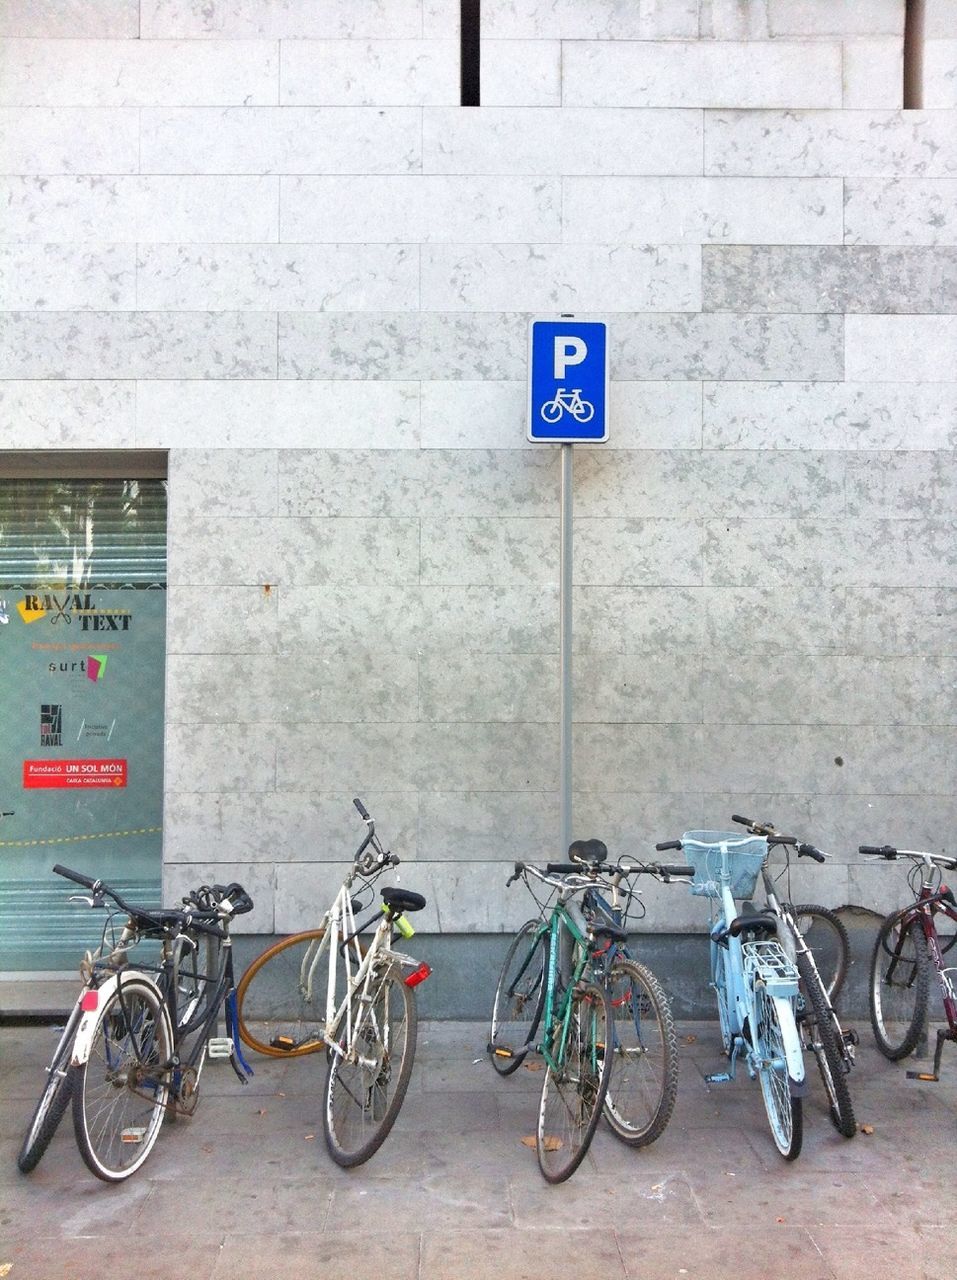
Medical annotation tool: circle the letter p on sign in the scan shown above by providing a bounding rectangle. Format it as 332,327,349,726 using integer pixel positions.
554,336,587,380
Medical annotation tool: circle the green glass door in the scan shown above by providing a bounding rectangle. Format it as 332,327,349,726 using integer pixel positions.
0,478,166,974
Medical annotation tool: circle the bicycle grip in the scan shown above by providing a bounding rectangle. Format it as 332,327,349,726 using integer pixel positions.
797,843,826,864
859,844,897,857
353,797,370,821
546,862,580,874
505,861,525,886
655,840,681,853
731,814,753,828
53,863,97,889
659,864,694,878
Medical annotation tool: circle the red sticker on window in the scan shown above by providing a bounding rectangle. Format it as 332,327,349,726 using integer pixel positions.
23,759,127,789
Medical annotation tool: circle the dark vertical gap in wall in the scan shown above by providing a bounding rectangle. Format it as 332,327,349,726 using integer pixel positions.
461,0,481,106
903,0,925,108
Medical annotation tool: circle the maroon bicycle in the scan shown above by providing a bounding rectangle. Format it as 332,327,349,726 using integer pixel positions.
860,843,957,1079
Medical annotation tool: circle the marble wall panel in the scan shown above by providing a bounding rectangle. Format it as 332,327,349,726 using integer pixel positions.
0,312,277,380
702,245,957,314
841,38,903,109
562,41,843,109
166,584,280,655
572,585,704,654
165,722,278,793
420,244,701,312
141,106,422,175
168,516,421,585
479,0,698,38
924,41,957,109
0,108,139,174
0,379,134,449
416,722,558,791
703,585,848,655
699,0,771,39
418,652,557,722
280,39,459,106
573,723,700,792
926,1,957,37
480,40,561,107
845,315,957,381
278,312,423,380
702,655,957,727
575,653,705,724
0,2,138,37
276,723,421,792
0,176,279,244
846,452,957,519
704,382,957,450
0,39,279,107
0,244,136,310
808,793,957,863
704,519,957,588
420,517,558,585
281,176,561,244
169,448,278,520
563,177,844,246
766,0,903,36
141,0,425,39
704,110,957,177
417,791,558,862
844,588,957,657
573,450,845,519
574,519,705,586
137,243,419,311
277,448,556,518
844,179,957,245
136,380,419,449
422,107,703,177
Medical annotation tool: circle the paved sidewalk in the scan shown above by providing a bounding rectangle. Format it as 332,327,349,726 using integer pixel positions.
1,1020,954,1280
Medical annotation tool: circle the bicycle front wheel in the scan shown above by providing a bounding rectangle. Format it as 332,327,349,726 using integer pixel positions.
236,929,330,1057
17,1006,80,1173
71,978,173,1182
870,913,929,1059
796,950,855,1138
793,905,850,1002
488,919,547,1076
323,966,417,1168
603,959,678,1147
754,985,803,1160
537,981,612,1183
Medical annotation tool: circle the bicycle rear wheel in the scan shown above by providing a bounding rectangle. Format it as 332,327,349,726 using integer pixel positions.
603,958,678,1147
754,985,803,1160
236,929,330,1057
796,950,855,1138
537,981,612,1183
71,978,173,1182
870,913,929,1060
793,905,849,1002
323,965,416,1168
488,919,547,1076
17,1006,80,1173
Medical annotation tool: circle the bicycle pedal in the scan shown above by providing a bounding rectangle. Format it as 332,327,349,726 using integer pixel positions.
906,1070,940,1082
270,1035,297,1051
488,1044,513,1059
843,1029,860,1047
207,1036,234,1060
705,1072,731,1085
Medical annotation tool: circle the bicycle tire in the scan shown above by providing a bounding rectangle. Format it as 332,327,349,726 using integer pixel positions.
573,400,594,423
796,950,856,1138
754,984,803,1160
488,919,547,1076
323,965,416,1168
870,913,929,1060
17,1006,80,1173
541,399,563,424
793,905,850,1002
236,929,330,1058
536,980,613,1183
71,977,173,1182
602,958,678,1148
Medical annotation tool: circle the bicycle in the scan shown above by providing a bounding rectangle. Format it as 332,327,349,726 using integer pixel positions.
731,815,857,1138
490,843,684,1157
540,388,594,423
19,864,253,1182
859,842,957,1079
657,829,806,1159
235,799,431,1167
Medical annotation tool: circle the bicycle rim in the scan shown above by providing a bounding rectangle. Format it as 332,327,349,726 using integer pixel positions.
793,905,849,1003
323,967,416,1167
489,920,546,1076
754,986,802,1160
236,929,331,1057
870,914,929,1060
72,979,172,1182
603,959,678,1147
537,981,612,1183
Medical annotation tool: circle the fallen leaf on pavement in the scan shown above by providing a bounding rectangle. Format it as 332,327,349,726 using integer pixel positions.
859,1123,875,1135
684,1035,697,1044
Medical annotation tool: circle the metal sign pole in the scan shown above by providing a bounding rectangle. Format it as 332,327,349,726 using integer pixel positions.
559,442,573,858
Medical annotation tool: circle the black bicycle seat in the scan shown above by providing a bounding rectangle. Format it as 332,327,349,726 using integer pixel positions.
381,887,426,914
569,838,608,864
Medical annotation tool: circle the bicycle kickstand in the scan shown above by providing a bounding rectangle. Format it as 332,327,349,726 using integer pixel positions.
907,1027,956,1083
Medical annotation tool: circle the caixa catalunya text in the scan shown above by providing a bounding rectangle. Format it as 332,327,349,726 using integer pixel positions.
24,593,132,631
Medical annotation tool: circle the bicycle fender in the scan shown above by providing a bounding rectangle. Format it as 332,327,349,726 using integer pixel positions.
70,970,169,1067
771,994,806,1089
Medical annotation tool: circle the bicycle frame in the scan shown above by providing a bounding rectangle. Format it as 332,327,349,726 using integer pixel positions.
538,902,593,1073
900,881,957,1032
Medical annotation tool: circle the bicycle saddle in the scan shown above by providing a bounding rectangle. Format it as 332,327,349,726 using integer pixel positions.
381,887,426,914
569,838,608,864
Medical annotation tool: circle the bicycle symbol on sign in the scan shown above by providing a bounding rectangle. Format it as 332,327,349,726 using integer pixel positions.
540,388,595,425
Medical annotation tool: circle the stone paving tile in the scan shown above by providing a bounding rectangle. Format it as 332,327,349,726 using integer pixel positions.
813,1227,957,1280
211,1231,421,1280
617,1225,836,1280
421,1228,627,1280
3,1234,224,1280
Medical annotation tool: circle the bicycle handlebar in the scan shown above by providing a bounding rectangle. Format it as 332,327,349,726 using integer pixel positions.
52,863,253,938
859,844,957,870
731,815,826,862
859,845,897,858
655,840,682,853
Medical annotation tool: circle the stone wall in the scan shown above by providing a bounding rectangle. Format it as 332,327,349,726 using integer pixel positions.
1,2,955,953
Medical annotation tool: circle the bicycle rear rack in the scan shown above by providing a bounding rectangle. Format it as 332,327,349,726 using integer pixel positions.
741,940,799,999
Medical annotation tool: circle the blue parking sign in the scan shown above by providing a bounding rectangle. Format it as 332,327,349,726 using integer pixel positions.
527,319,609,443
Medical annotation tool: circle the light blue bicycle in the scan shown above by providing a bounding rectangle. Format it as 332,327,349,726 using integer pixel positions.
656,830,806,1159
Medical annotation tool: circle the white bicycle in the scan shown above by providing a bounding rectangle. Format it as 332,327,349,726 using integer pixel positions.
540,387,595,423
236,799,431,1166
